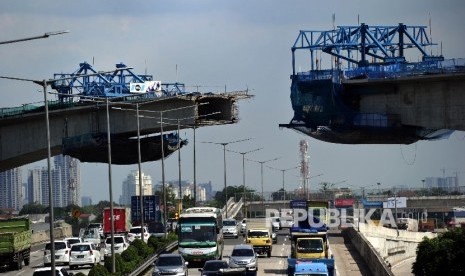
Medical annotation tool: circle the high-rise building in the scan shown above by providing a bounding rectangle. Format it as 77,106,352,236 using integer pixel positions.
119,170,153,206
425,176,459,192
0,168,23,211
81,196,92,206
27,167,43,205
26,155,81,207
53,155,81,207
199,181,213,201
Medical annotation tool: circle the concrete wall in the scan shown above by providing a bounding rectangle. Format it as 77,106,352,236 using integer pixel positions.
32,223,73,245
358,223,437,268
345,226,394,276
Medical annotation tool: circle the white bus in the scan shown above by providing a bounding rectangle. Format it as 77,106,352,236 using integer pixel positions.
177,207,223,263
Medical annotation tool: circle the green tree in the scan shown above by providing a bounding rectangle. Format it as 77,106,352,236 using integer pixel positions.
213,185,259,206
412,228,465,275
19,202,47,215
272,188,286,200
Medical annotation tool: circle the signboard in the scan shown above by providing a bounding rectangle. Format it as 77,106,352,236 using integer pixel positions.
290,200,307,209
129,81,161,93
334,198,355,208
131,195,161,223
383,197,407,208
72,208,81,218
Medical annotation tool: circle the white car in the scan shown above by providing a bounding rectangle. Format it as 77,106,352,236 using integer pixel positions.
271,217,280,230
127,226,149,242
69,242,101,269
279,216,294,228
33,266,74,276
240,219,247,233
64,237,83,247
44,240,71,266
103,235,129,260
222,218,238,238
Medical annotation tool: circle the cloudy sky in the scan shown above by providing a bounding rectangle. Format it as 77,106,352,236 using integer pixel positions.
1,0,464,203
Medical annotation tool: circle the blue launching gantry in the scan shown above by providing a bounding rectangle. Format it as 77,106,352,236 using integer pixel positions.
51,62,185,101
291,23,443,74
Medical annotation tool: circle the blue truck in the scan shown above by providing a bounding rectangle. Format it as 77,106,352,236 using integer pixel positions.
287,200,335,276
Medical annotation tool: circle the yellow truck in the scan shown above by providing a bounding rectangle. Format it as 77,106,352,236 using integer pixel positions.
244,218,272,258
292,232,329,259
0,216,32,270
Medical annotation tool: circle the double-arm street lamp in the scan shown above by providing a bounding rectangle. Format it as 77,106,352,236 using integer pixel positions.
202,138,252,218
247,157,280,215
267,165,299,210
227,148,262,218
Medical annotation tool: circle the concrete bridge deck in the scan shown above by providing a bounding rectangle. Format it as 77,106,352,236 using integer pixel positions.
0,92,251,171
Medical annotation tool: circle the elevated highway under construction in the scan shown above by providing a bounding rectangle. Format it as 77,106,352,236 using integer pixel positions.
281,23,465,144
0,61,252,172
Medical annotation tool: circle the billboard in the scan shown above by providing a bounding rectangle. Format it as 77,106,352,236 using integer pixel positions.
131,195,161,223
383,197,407,208
334,198,355,208
290,200,307,209
129,81,161,93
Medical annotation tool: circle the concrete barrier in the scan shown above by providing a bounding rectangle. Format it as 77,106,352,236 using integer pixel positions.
358,223,437,267
344,226,394,276
32,223,73,245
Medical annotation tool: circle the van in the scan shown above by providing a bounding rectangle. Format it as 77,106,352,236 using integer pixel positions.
43,240,71,266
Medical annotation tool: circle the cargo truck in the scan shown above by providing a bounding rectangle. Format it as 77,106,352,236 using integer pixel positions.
244,218,273,258
288,208,335,276
0,216,32,270
103,207,131,237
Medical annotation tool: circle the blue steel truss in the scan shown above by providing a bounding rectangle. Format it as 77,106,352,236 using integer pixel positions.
51,62,186,100
291,23,443,74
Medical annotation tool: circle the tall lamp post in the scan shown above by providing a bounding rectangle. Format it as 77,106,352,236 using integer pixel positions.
202,138,252,218
248,157,280,215
227,148,262,218
267,165,299,211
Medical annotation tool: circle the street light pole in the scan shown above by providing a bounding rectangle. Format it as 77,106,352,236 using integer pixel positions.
193,124,197,207
227,148,262,219
105,98,116,273
42,80,56,271
202,138,252,218
248,157,279,215
136,103,145,243
160,111,167,239
177,119,182,213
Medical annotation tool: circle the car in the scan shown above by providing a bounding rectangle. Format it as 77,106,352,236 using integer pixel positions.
222,218,238,239
270,217,280,230
240,219,247,233
127,226,150,242
87,223,104,238
272,230,277,244
33,266,74,276
68,242,101,269
198,260,229,276
152,253,188,276
228,244,258,272
148,222,165,238
103,235,129,260
279,216,294,228
166,218,178,233
79,228,101,247
43,240,71,266
64,237,83,247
